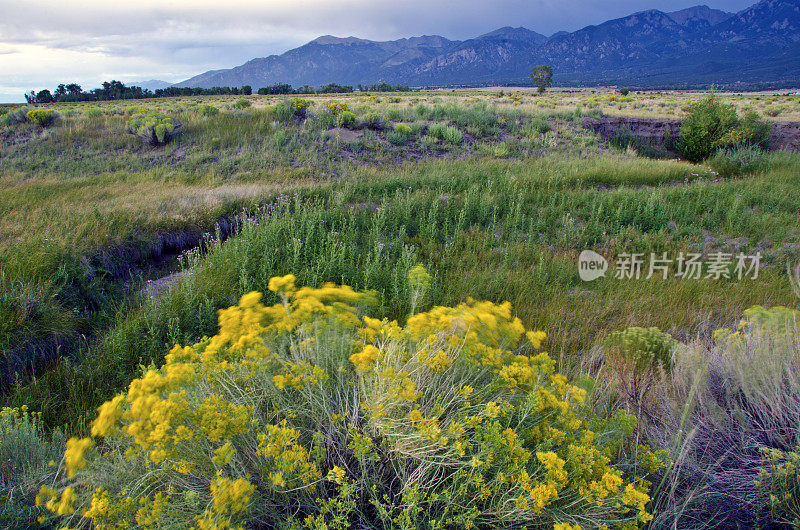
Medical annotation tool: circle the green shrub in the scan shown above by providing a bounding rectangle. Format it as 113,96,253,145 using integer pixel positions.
35,275,659,529
83,108,104,118
528,117,551,135
427,122,467,144
339,110,358,129
758,447,800,526
679,94,773,162
126,110,178,146
717,110,772,150
394,122,413,136
362,111,387,130
442,125,463,145
426,122,447,140
386,131,408,145
232,98,252,109
420,134,439,149
386,108,402,121
603,327,676,376
600,327,676,413
198,104,219,116
708,146,769,177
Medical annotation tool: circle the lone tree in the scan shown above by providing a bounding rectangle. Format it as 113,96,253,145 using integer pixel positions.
530,65,553,94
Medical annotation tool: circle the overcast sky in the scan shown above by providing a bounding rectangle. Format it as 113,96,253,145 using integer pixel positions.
0,0,756,102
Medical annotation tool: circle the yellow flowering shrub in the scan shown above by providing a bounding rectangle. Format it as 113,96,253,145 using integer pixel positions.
327,101,349,116
38,273,658,528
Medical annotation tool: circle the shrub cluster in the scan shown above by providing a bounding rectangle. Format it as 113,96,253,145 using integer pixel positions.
678,94,772,162
387,123,414,145
362,111,387,130
427,123,463,145
26,109,58,127
275,98,314,122
125,110,178,146
197,104,219,116
339,110,358,129
641,306,800,527
35,273,660,529
232,98,252,109
1,107,32,126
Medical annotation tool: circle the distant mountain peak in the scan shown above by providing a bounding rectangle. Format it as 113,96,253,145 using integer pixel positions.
668,5,734,26
311,35,372,45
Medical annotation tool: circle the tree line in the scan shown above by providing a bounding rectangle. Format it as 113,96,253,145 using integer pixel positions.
25,80,412,104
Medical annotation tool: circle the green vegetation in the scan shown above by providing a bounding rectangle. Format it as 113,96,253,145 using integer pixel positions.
25,109,57,127
1,89,799,528
232,98,252,109
0,407,65,528
678,93,772,162
531,65,554,94
125,110,177,146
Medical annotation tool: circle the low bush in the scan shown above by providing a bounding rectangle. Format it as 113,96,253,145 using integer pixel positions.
426,122,447,140
339,110,358,129
528,117,552,135
386,108,403,122
426,123,463,145
394,122,413,136
275,98,313,122
125,110,178,146
26,109,58,127
198,104,219,116
232,98,252,109
442,125,464,145
362,111,387,130
83,108,104,118
386,131,408,145
389,123,413,144
1,107,31,125
593,327,677,424
327,101,349,116
36,274,660,529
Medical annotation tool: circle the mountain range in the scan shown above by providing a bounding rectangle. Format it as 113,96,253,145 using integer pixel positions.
175,0,800,89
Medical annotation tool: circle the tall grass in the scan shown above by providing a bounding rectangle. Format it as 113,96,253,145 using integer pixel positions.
591,307,800,527
5,153,799,430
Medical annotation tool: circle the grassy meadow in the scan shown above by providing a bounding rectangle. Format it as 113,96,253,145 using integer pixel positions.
2,89,800,528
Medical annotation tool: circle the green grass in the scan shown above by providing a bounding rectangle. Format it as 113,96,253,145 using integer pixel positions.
4,152,799,430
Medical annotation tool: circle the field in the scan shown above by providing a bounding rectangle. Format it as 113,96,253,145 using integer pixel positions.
2,89,800,528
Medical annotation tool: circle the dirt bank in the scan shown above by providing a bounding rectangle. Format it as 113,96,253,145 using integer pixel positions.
582,117,800,153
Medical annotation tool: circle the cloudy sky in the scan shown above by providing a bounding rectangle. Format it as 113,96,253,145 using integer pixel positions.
0,0,755,102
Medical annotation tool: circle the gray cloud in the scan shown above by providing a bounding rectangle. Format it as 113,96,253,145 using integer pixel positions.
0,0,757,102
